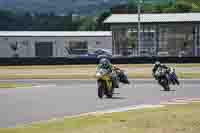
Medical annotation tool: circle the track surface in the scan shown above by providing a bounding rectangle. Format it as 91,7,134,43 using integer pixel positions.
0,79,200,128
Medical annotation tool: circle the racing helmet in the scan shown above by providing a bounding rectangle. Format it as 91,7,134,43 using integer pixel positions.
97,54,111,61
155,61,161,67
99,58,110,68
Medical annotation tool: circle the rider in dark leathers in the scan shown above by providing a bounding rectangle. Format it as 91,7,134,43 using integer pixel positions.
152,61,180,85
152,61,169,80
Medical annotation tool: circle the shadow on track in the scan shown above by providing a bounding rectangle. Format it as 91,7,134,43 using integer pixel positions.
113,92,120,95
160,89,176,92
109,96,126,100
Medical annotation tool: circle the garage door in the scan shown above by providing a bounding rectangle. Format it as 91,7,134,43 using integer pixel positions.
35,42,53,57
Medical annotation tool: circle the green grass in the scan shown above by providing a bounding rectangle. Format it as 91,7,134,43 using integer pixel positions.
0,65,96,69
0,74,96,80
0,72,199,79
1,102,200,133
128,72,200,79
0,63,200,69
0,64,199,79
0,83,33,89
177,72,200,79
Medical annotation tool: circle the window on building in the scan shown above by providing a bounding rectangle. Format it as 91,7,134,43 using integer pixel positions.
3,38,8,41
96,41,101,45
21,40,29,46
68,41,88,55
35,42,53,57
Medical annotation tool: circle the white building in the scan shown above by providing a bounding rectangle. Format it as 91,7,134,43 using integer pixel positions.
0,31,112,57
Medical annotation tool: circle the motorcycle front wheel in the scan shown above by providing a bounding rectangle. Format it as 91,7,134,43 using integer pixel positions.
106,86,114,98
163,84,170,91
159,79,170,91
97,80,104,99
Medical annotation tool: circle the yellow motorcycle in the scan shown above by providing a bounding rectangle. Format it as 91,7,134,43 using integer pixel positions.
95,68,114,99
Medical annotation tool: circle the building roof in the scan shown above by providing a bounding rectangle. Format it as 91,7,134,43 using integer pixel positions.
104,13,200,24
0,31,112,37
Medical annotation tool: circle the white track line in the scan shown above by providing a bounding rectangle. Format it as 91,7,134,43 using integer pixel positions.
15,104,164,128
33,84,57,88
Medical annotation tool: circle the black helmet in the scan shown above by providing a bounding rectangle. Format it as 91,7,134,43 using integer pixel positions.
99,58,110,68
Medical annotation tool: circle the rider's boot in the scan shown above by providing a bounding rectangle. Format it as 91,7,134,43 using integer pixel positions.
172,79,176,85
112,80,119,88
173,73,180,85
116,83,119,88
111,75,119,88
175,79,180,85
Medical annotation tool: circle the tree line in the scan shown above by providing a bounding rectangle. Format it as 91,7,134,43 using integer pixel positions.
0,10,111,31
0,0,200,31
125,0,200,13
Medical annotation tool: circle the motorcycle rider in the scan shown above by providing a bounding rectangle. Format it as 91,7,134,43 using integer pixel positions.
96,57,130,88
152,61,168,79
152,61,179,85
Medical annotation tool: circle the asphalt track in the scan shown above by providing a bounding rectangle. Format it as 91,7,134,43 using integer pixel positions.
0,79,200,128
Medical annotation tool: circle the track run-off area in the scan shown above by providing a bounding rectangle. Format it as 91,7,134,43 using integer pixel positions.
0,79,200,128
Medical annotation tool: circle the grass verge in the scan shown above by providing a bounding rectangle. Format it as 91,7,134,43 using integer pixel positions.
0,72,199,79
1,102,200,133
0,63,200,69
0,83,33,89
128,72,200,79
0,64,199,79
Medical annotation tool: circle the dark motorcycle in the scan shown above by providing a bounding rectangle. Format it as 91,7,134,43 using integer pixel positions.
155,67,170,91
168,67,180,85
114,68,130,84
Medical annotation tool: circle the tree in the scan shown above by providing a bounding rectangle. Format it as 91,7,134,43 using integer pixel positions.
63,13,73,31
96,11,111,30
78,17,97,31
143,4,154,13
175,1,193,12
128,0,137,13
127,32,136,48
152,4,164,13
152,2,174,13
162,6,176,13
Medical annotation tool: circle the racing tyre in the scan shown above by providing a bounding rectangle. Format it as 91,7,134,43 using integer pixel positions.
97,81,104,99
164,84,170,91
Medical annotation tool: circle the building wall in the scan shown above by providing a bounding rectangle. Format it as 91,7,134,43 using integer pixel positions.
111,24,158,56
111,23,197,56
0,36,112,57
64,36,112,54
193,24,200,56
158,23,193,56
0,37,13,57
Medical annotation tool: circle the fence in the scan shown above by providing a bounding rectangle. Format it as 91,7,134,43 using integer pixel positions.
0,57,199,66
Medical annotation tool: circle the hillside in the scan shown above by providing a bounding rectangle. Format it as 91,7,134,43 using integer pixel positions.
0,0,172,15
0,0,126,15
